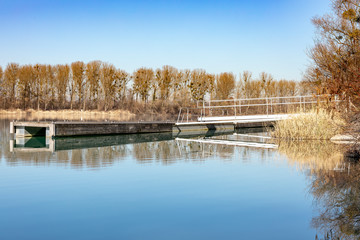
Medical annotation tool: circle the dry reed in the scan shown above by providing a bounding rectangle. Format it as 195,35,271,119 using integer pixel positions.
271,108,345,140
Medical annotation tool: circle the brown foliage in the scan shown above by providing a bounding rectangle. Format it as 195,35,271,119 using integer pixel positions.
115,68,129,102
0,61,312,119
86,61,101,104
236,70,300,100
71,61,86,110
100,63,117,111
0,66,3,91
133,67,154,102
3,63,19,108
188,69,214,101
54,64,70,108
18,65,35,109
216,72,235,99
306,0,360,108
154,65,177,100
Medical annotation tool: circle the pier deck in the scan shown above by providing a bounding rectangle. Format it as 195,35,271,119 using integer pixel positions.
10,114,290,138
10,121,175,138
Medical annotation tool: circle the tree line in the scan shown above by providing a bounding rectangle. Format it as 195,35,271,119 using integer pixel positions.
0,61,312,113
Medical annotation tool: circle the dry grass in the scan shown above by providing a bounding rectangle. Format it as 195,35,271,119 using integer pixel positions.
272,108,345,140
0,109,135,121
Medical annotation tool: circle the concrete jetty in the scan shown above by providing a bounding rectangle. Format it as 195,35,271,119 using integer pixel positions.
10,114,287,138
10,121,174,138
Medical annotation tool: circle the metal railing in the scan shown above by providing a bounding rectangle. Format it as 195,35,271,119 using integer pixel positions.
177,95,340,123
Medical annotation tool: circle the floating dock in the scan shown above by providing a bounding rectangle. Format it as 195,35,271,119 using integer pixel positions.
10,114,289,138
10,121,175,138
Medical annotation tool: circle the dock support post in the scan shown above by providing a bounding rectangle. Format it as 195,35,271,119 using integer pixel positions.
10,121,14,134
48,123,55,138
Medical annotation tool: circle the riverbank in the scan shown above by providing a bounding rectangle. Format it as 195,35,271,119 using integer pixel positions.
0,109,135,121
343,112,360,160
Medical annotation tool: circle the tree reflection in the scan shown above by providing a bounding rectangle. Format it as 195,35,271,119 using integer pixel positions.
311,162,360,240
277,140,360,239
4,134,276,168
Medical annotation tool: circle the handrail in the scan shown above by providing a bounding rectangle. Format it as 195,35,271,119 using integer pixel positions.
177,95,340,123
202,95,327,103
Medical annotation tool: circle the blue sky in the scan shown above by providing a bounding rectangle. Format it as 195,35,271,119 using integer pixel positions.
0,0,331,80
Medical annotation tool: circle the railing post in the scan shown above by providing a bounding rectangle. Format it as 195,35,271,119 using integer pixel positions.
209,98,212,116
266,97,268,116
239,100,241,115
203,99,205,118
335,95,338,109
234,98,236,118
177,108,182,123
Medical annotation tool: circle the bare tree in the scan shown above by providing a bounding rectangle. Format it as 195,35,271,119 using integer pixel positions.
44,65,55,110
18,65,34,109
54,64,70,109
188,69,214,101
215,72,235,100
115,68,129,102
86,60,101,107
259,72,275,97
133,67,154,102
100,63,117,111
71,61,86,110
158,65,177,100
306,0,360,108
3,63,19,108
238,71,253,98
0,66,3,105
172,69,191,104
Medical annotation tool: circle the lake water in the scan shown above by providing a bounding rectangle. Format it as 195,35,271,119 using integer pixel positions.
0,119,357,240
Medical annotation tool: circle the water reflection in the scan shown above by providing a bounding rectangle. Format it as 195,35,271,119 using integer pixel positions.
3,119,360,239
277,140,359,240
310,160,360,240
4,122,274,168
6,135,275,168
277,140,344,173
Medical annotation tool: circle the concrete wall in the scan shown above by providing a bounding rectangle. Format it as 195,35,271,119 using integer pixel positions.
54,122,174,137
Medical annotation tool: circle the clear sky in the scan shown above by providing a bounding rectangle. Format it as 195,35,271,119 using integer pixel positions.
0,0,331,81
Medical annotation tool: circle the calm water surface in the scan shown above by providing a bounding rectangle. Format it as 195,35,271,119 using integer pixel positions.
0,120,357,240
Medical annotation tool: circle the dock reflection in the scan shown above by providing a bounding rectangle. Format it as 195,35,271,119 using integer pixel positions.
10,128,261,153
6,128,273,168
